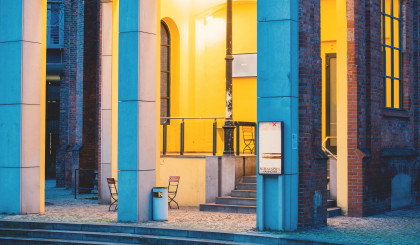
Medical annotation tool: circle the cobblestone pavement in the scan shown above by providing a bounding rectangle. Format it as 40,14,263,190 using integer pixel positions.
279,207,420,244
1,180,419,244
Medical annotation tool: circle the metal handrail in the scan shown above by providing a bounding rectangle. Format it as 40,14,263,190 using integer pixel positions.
161,117,225,156
322,136,337,160
161,117,224,120
160,117,256,156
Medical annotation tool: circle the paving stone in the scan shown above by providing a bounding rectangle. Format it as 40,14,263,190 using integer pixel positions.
1,180,419,244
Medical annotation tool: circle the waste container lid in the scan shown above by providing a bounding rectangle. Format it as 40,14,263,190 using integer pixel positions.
153,187,168,190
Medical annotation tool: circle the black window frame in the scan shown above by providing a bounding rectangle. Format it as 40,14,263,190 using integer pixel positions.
160,21,171,124
381,0,403,109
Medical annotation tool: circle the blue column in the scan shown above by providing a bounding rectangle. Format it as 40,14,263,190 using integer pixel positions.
257,0,299,231
0,0,44,214
118,0,157,222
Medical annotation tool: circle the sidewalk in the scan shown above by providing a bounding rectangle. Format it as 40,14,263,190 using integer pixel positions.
285,207,420,244
1,180,419,244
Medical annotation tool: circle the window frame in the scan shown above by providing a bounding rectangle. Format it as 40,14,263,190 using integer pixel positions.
325,53,337,155
47,1,64,47
381,0,403,109
160,21,171,124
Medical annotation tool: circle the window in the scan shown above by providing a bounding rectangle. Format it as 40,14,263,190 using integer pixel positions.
47,2,63,46
161,21,170,124
381,0,402,109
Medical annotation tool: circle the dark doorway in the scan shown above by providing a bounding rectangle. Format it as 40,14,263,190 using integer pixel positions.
326,53,337,155
46,80,60,179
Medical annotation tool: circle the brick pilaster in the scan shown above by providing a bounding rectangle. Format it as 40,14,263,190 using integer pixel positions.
298,0,328,228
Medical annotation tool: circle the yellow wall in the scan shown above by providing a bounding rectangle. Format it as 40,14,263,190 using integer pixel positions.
321,0,337,42
321,0,348,214
159,157,206,206
336,0,348,214
159,1,257,155
111,0,119,181
321,0,337,142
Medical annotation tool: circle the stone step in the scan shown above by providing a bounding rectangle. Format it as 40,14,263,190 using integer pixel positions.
236,183,256,191
242,176,256,184
199,203,256,214
0,228,243,245
216,196,256,206
0,236,134,245
0,220,339,245
327,207,342,218
231,190,256,198
327,199,337,209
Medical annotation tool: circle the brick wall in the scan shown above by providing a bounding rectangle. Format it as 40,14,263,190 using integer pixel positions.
57,0,100,190
78,0,100,190
298,0,328,228
415,1,420,164
97,2,103,202
56,0,81,188
296,0,420,222
347,0,420,216
346,0,369,217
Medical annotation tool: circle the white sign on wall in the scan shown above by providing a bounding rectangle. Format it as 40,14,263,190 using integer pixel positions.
258,122,283,174
232,53,257,78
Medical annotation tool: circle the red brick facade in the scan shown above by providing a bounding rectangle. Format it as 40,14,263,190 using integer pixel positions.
298,0,329,228
297,0,420,227
56,0,101,190
345,0,420,216
346,0,368,217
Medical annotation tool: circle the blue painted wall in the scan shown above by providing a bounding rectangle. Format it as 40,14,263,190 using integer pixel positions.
0,0,24,214
257,0,299,231
118,0,139,222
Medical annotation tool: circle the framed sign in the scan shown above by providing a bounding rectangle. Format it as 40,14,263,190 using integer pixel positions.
232,53,257,78
258,122,284,174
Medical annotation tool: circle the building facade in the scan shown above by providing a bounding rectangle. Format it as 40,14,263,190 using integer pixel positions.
0,0,419,231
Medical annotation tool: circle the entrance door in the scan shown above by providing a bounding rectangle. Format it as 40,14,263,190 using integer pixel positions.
326,54,337,155
46,80,60,178
326,53,337,201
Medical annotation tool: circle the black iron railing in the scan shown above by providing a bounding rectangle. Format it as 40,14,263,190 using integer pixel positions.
161,117,224,156
74,168,98,199
161,117,256,156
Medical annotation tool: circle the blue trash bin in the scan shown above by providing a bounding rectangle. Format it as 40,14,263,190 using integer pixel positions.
152,187,168,221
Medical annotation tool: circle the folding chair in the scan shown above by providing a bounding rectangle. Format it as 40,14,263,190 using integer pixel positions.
242,126,255,154
107,178,118,211
168,176,180,209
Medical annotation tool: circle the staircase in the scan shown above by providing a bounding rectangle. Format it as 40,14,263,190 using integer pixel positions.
0,220,250,244
327,199,341,218
200,176,256,214
0,220,339,244
327,156,341,218
199,175,341,217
